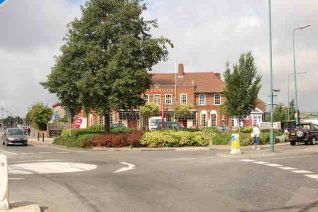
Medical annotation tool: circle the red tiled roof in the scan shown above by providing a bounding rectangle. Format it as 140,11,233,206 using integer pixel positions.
256,99,267,112
150,72,225,93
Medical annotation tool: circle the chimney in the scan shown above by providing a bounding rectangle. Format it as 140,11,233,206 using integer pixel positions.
178,64,184,77
214,73,221,79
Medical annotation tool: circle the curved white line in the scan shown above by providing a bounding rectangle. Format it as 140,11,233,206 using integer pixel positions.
114,162,136,173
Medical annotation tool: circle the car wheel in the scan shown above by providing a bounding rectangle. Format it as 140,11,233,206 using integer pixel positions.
290,141,296,146
311,137,316,145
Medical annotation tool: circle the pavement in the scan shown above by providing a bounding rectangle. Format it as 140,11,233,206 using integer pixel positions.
28,136,318,160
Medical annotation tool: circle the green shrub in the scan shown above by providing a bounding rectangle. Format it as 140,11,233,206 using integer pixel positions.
140,130,209,147
240,127,253,133
89,124,104,131
212,133,230,145
110,126,134,134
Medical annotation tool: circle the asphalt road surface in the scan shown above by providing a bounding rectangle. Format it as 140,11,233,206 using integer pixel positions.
1,139,318,212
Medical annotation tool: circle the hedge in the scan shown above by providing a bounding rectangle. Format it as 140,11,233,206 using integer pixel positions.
140,130,210,147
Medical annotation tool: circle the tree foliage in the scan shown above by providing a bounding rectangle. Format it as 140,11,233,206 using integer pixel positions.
222,51,262,128
26,103,53,130
140,102,160,118
288,99,296,120
175,104,193,118
42,0,172,133
273,103,287,122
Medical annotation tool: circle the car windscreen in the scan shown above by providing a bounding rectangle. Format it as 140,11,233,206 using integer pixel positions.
150,119,161,126
8,129,25,136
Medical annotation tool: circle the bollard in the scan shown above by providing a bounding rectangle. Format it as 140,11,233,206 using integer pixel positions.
37,132,39,141
42,133,44,142
0,155,9,210
230,133,241,155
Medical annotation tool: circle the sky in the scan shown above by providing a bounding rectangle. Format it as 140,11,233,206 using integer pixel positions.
0,0,317,117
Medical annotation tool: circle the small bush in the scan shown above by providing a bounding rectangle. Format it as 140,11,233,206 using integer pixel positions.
140,130,209,147
110,126,134,134
212,133,230,145
92,131,144,148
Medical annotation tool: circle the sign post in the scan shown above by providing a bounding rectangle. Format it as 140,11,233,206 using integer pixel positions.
230,134,241,155
161,101,165,129
0,155,9,210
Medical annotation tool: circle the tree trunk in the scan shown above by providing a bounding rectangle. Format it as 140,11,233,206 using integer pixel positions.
238,118,241,134
104,111,110,134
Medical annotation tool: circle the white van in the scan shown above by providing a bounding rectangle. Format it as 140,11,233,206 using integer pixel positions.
148,116,165,131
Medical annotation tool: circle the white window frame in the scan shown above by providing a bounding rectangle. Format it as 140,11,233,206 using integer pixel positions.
180,93,187,105
143,94,149,102
165,94,172,105
154,94,161,105
214,93,221,105
199,94,206,105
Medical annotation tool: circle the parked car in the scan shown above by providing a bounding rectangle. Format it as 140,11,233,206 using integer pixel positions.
111,123,126,128
288,123,318,146
2,128,28,146
155,121,185,130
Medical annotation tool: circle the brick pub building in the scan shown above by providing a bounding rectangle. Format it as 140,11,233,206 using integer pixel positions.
61,64,266,129
141,64,228,128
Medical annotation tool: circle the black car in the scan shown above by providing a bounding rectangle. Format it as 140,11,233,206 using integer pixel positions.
288,123,318,146
2,128,28,146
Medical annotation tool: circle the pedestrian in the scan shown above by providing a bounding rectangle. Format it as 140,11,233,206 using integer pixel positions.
252,124,261,150
27,127,31,136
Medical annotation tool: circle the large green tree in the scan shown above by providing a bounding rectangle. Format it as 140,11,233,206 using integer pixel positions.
273,103,287,122
288,99,296,121
222,51,262,130
42,0,172,133
26,103,53,131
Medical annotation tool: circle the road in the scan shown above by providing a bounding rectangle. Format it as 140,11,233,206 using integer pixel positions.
0,138,318,211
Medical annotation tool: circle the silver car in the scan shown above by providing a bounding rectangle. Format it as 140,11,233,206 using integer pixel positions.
2,128,28,146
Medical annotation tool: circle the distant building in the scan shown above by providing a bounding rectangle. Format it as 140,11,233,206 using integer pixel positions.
52,102,66,120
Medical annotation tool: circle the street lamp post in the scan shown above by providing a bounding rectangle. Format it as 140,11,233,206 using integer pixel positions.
268,0,274,152
293,24,311,125
287,72,306,121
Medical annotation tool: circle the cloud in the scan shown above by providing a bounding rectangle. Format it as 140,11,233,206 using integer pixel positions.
0,0,84,116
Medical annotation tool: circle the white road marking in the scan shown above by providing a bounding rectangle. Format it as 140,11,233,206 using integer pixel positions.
292,170,313,174
304,175,318,180
0,150,17,155
21,153,33,155
56,152,69,154
240,159,255,162
39,152,52,154
8,162,97,174
253,161,268,164
265,164,282,167
9,178,24,180
114,162,136,173
278,167,296,170
13,159,64,163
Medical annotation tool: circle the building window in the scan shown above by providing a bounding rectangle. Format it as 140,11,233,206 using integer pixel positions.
200,110,207,127
154,94,161,105
214,94,221,105
199,94,206,105
165,94,172,105
180,93,187,104
98,116,105,126
89,114,94,126
143,94,149,102
201,114,207,127
252,114,262,126
211,114,217,126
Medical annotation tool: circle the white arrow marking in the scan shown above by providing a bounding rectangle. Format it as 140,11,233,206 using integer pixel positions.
114,162,136,173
